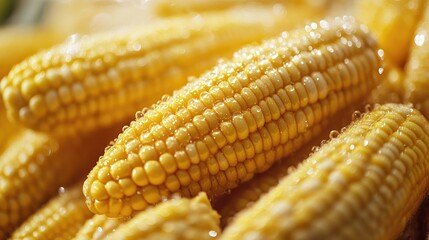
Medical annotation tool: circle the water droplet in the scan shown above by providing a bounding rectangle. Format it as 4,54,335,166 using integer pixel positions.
135,111,144,119
58,187,65,195
415,32,426,46
329,130,339,139
340,127,347,133
352,111,362,121
364,104,373,113
104,146,111,152
122,125,129,132
349,144,355,150
311,146,320,152
171,193,182,199
161,196,169,202
161,95,170,102
320,140,327,146
377,49,385,58
363,140,369,146
209,230,218,238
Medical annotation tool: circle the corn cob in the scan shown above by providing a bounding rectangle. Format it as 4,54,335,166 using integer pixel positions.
216,107,356,227
221,104,429,240
84,16,382,217
104,192,220,240
405,5,429,119
356,0,427,66
10,182,92,240
155,0,329,17
74,214,128,240
0,126,121,238
0,26,62,78
1,7,306,137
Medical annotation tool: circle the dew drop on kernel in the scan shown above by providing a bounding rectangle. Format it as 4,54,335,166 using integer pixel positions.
352,111,362,121
58,186,66,195
135,111,144,119
209,230,218,238
329,130,339,139
364,104,373,113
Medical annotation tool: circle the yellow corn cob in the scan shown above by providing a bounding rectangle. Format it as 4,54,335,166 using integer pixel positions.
1,7,306,137
0,126,121,238
405,5,429,119
356,0,427,66
216,107,356,227
84,16,382,217
0,26,62,78
155,0,329,17
104,192,220,240
10,182,92,240
367,63,404,104
75,215,128,240
221,104,429,240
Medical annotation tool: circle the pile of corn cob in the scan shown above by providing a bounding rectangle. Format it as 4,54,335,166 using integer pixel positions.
2,0,429,239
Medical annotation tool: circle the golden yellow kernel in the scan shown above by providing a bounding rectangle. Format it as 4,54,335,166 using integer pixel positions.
207,157,220,175
144,161,167,185
212,130,227,148
97,166,112,183
189,165,201,181
220,122,237,144
159,153,178,174
195,141,210,161
165,175,181,192
176,170,191,186
130,194,148,211
108,198,123,215
131,167,149,187
20,79,38,100
176,127,192,144
28,95,47,117
175,151,191,170
91,181,109,200
138,145,157,162
118,178,137,197
45,90,61,112
110,161,132,179
94,200,109,214
105,181,124,199
142,186,161,204
203,109,218,129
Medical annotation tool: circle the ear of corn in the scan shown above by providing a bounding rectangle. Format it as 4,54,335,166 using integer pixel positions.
0,27,62,78
356,0,427,66
216,107,355,227
155,0,330,17
405,5,429,119
104,192,220,240
84,16,382,217
75,214,128,240
10,182,93,240
0,125,121,238
1,7,309,137
221,104,429,240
